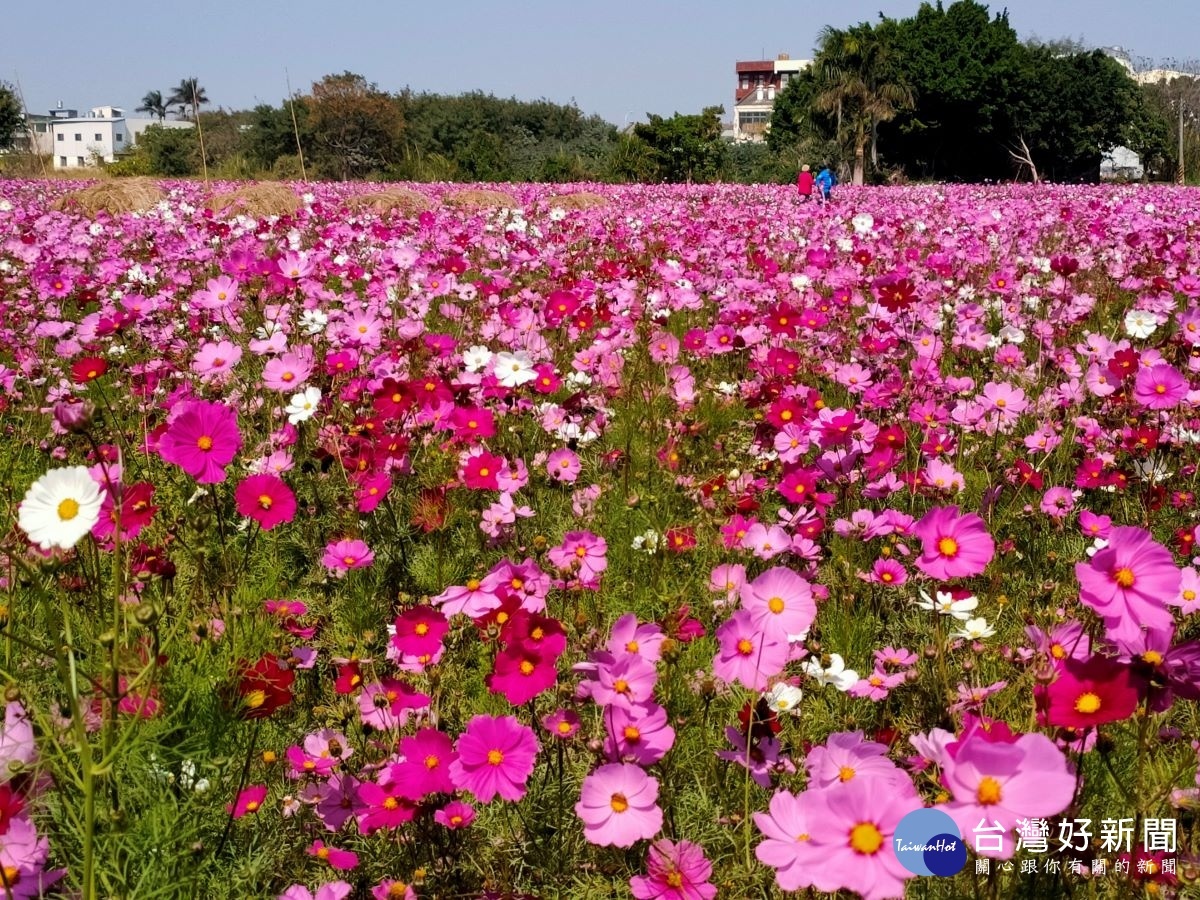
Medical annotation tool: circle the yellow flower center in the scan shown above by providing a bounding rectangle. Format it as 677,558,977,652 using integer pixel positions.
977,776,1002,805
666,871,684,888
838,766,856,783
245,689,266,709
937,536,958,557
1,865,19,886
1074,692,1102,714
1112,567,1135,589
383,796,399,810
1050,644,1066,659
575,545,587,558
197,435,214,451
614,679,629,694
610,793,629,813
1142,650,1163,665
424,755,439,770
767,597,785,614
244,800,260,812
415,622,429,636
257,494,273,509
57,498,81,521
478,467,490,477
849,822,884,854
343,555,357,566
487,749,504,766
557,720,573,734
1184,589,1196,601
736,638,754,656
466,579,481,591
623,726,641,742
316,847,330,860
519,660,535,675
625,640,639,652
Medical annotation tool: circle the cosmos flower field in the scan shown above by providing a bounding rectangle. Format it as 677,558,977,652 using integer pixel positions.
1,178,1199,899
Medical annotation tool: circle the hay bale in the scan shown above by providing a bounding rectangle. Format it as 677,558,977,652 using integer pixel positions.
444,188,518,211
207,183,302,219
345,188,433,216
548,191,608,211
54,178,164,216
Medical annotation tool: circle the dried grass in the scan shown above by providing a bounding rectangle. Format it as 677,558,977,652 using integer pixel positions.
444,188,518,210
53,178,164,216
207,183,302,219
548,192,608,211
344,188,433,216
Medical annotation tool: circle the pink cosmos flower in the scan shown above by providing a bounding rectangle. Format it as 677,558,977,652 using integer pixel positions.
805,731,908,790
739,567,816,640
390,728,457,799
262,349,315,391
940,728,1075,859
913,505,995,580
607,614,666,662
1036,655,1141,729
369,882,415,900
575,763,663,848
449,715,539,803
546,447,582,483
432,578,502,619
0,703,37,772
158,400,242,483
1075,526,1179,643
1133,363,1188,409
323,539,374,576
192,340,242,381
542,708,581,741
547,530,608,584
603,702,675,766
588,652,658,709
390,607,448,657
801,776,920,900
278,884,352,900
1170,566,1200,615
713,609,789,690
630,839,717,900
487,645,559,705
709,563,746,606
235,474,297,530
357,780,417,833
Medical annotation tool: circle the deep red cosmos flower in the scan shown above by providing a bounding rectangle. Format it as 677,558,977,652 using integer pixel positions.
237,654,296,719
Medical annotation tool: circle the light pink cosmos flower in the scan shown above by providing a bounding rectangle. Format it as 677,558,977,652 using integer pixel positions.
547,530,608,584
575,763,663,848
739,567,816,640
1075,525,1179,643
939,728,1075,859
754,789,827,892
805,731,908,790
546,447,582,483
913,506,995,580
607,614,666,662
801,776,921,900
322,539,374,577
278,882,352,900
0,703,37,776
713,609,789,690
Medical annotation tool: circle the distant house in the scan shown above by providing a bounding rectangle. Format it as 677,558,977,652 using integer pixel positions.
732,54,811,142
1101,145,1144,180
49,106,193,169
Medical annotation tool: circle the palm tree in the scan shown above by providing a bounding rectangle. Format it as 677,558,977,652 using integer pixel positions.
167,78,209,122
813,25,913,185
135,90,167,122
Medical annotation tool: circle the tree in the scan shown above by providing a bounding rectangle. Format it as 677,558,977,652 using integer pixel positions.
631,106,726,183
0,82,21,152
306,72,403,180
136,90,167,122
167,78,209,122
812,23,913,184
242,101,312,173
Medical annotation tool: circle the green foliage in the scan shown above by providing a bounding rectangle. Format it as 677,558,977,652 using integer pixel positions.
113,125,199,177
0,82,22,152
307,72,402,181
631,106,727,183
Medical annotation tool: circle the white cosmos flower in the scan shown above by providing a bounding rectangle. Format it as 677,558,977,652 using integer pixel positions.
915,589,979,621
764,682,804,714
953,617,996,641
285,386,322,425
492,351,537,387
18,466,105,551
851,212,875,234
462,345,494,373
1125,309,1158,339
802,653,859,691
299,309,328,336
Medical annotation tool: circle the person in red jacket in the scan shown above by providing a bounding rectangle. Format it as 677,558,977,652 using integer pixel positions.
796,164,814,201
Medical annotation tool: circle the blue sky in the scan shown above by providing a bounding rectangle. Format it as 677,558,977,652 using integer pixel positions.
8,1,1195,125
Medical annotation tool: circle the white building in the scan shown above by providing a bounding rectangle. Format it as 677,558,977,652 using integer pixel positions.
732,55,812,142
49,106,193,169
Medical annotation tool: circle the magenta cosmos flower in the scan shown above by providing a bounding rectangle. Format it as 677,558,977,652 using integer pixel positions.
575,763,663,848
801,776,921,900
739,566,816,639
234,474,297,530
713,609,788,690
940,728,1075,859
228,784,268,818
630,839,716,900
1075,526,1179,643
158,400,241,483
1133,363,1188,410
448,715,539,803
913,505,995,580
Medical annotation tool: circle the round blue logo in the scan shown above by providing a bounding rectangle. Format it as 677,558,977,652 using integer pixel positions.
892,808,967,876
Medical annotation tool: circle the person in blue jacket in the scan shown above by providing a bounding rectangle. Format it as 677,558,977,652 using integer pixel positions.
815,166,837,202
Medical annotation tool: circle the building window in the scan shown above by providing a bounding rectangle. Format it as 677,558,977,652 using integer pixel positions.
77,156,85,166
94,132,102,141
739,111,771,125
56,133,64,141
781,73,790,85
59,156,67,167
740,76,749,90
74,132,82,141
115,133,123,143
35,123,47,133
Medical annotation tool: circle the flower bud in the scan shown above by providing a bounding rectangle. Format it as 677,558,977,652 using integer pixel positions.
53,399,95,432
